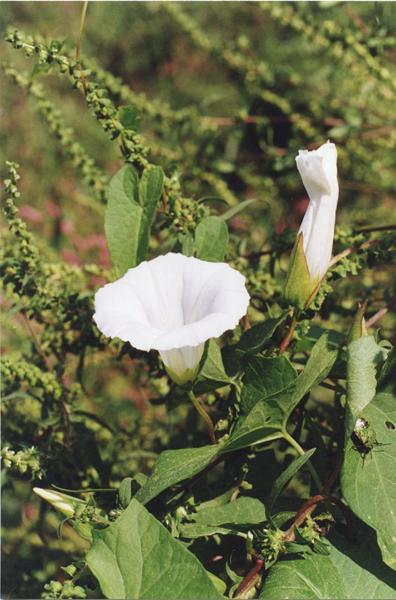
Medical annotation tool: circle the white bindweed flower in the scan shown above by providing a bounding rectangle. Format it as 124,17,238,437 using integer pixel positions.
94,253,250,385
296,141,339,280
284,141,339,309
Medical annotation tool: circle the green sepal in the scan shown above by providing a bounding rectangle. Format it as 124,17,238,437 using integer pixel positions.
283,233,320,310
165,363,200,386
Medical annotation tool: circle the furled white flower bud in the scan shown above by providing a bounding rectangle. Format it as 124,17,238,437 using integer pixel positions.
33,487,84,517
284,141,339,309
94,253,250,385
296,141,339,280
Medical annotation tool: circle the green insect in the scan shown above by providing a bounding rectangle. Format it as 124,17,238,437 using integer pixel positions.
351,417,383,462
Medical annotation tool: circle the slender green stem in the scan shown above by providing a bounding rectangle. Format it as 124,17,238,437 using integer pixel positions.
51,485,116,494
231,379,242,398
72,565,89,585
282,430,322,491
76,0,89,61
188,390,216,444
76,0,89,96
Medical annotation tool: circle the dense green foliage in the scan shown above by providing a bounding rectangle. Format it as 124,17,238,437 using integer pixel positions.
1,2,396,599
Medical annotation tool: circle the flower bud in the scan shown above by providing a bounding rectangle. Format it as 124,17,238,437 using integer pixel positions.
33,487,85,517
284,141,339,309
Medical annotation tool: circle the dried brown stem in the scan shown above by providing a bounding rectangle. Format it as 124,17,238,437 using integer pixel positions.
329,239,376,267
366,306,389,328
355,224,396,234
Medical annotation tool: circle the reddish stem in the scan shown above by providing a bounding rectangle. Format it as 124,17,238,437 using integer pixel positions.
279,313,297,354
234,558,265,598
282,493,355,542
322,455,344,496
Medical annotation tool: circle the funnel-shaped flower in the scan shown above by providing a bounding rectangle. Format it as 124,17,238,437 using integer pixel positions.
94,253,250,385
284,141,339,309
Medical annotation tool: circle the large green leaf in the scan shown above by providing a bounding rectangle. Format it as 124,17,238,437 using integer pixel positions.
341,392,396,568
222,388,293,452
105,165,142,278
135,341,338,504
291,332,339,410
221,355,296,452
179,522,233,539
294,325,345,352
135,445,219,505
222,335,337,453
235,313,288,355
105,165,163,277
260,532,396,599
192,496,266,526
346,335,388,424
137,166,164,262
240,356,296,414
179,496,266,540
195,216,229,261
86,499,222,600
194,339,231,394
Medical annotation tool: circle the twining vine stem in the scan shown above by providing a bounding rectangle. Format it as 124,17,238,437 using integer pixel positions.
188,390,217,444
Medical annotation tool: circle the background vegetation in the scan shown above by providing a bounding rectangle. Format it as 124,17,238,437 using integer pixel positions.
1,2,396,599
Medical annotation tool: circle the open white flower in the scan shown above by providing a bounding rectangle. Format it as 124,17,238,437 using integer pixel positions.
94,253,250,385
296,141,339,280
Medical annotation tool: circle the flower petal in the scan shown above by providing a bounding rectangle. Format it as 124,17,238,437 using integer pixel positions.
94,253,250,354
296,141,338,199
94,280,162,351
